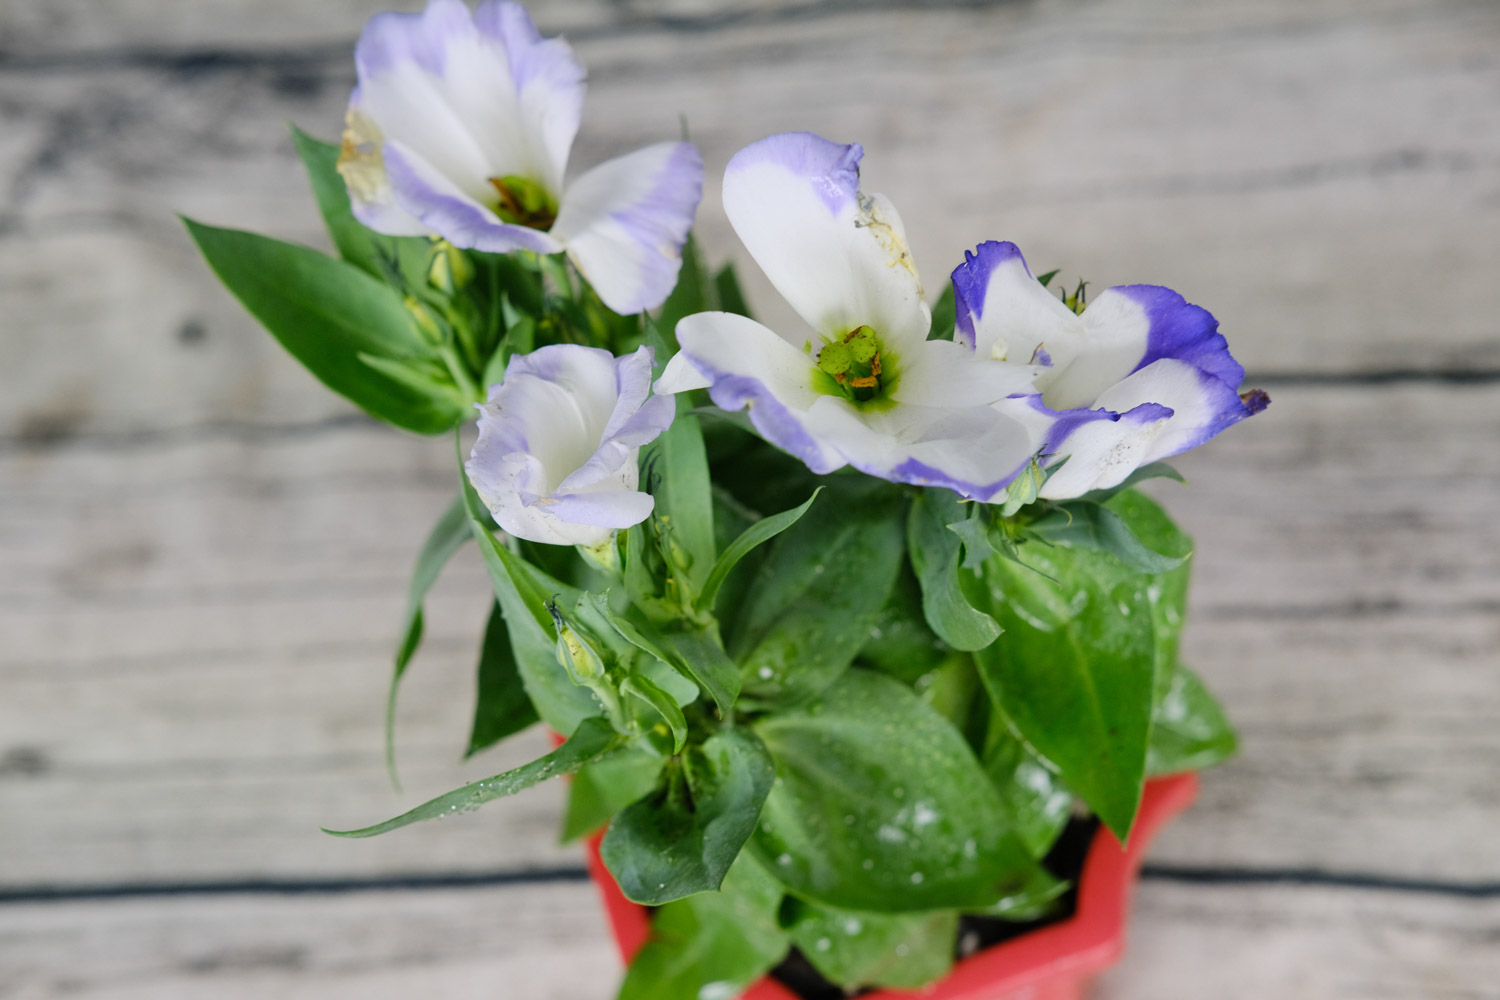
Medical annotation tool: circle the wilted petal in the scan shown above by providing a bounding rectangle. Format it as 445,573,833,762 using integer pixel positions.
551,142,704,314
722,132,929,349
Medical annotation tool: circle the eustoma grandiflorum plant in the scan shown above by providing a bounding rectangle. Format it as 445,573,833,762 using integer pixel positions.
186,3,1267,997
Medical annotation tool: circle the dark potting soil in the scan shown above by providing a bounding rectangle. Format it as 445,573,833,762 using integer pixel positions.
767,816,1101,1000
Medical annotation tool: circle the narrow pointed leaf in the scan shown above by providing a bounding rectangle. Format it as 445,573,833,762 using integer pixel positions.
387,495,472,782
562,748,665,842
607,611,737,713
713,262,752,318
622,673,688,753
466,600,540,757
324,717,619,838
696,488,823,612
184,217,463,434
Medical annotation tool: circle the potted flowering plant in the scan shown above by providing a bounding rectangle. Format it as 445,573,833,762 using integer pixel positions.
186,2,1268,997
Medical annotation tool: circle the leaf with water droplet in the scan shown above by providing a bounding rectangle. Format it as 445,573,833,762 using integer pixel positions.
323,717,620,838
787,899,959,991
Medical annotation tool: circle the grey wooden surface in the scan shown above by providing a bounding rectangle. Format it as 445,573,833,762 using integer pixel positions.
2,0,1498,997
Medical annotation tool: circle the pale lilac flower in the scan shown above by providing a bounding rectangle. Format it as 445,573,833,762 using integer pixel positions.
466,345,675,547
338,0,703,314
951,241,1269,500
655,133,1042,502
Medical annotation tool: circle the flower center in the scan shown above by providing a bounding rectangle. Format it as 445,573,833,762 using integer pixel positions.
815,326,894,405
487,175,558,230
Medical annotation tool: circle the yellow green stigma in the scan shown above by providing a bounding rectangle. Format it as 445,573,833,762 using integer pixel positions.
488,174,558,230
817,326,889,402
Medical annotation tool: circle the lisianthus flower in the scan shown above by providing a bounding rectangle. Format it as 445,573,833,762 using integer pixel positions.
951,241,1269,500
337,0,703,315
655,133,1042,502
466,344,675,547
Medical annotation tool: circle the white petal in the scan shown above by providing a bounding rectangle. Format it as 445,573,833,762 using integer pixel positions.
673,311,845,474
1093,357,1253,465
552,143,704,315
951,241,1083,367
895,339,1042,409
722,132,929,347
384,141,563,254
1043,287,1154,410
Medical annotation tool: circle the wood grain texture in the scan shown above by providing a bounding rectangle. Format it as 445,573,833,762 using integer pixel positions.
2,384,1495,887
0,879,1494,999
3,0,1499,438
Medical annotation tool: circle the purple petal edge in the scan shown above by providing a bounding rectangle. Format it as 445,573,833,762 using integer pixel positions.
951,241,1028,349
1113,284,1245,390
725,132,863,216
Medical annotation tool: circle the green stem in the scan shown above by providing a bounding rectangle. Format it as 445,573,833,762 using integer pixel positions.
439,341,482,406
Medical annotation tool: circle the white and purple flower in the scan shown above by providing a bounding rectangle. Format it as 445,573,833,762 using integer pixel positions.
337,0,703,315
466,344,675,547
951,241,1269,500
655,133,1043,502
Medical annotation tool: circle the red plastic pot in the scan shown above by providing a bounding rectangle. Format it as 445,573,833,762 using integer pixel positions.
585,773,1197,1000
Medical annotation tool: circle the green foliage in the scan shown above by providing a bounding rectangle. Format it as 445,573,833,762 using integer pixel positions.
1147,664,1238,774
981,715,1073,859
786,903,958,991
324,717,620,838
602,728,776,904
733,480,905,707
562,748,664,842
969,538,1157,842
696,488,823,612
753,669,1056,913
466,601,540,758
907,489,1001,651
1028,499,1188,575
387,496,472,781
616,853,788,1000
184,218,467,434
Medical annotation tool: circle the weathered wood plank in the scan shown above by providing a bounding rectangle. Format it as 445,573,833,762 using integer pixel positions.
3,0,1499,436
0,879,1495,999
1,384,1495,887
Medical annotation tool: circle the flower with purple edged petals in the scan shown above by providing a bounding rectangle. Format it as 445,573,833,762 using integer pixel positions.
655,133,1044,502
338,0,703,314
466,344,675,547
951,240,1269,500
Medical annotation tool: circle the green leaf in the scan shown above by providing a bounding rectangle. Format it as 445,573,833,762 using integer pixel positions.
948,508,1001,571
1028,500,1188,575
734,480,905,706
858,566,952,685
561,747,664,842
666,626,742,714
617,852,788,1000
927,284,957,341
324,717,620,838
1147,664,1237,774
642,404,717,594
907,490,1001,651
602,728,776,905
969,541,1156,841
696,488,823,613
753,669,1055,913
459,455,604,734
289,125,436,286
1035,269,1061,288
184,218,464,434
466,601,540,757
713,262,752,318
387,496,471,781
622,673,689,753
981,714,1072,859
788,904,957,991
1103,489,1195,701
